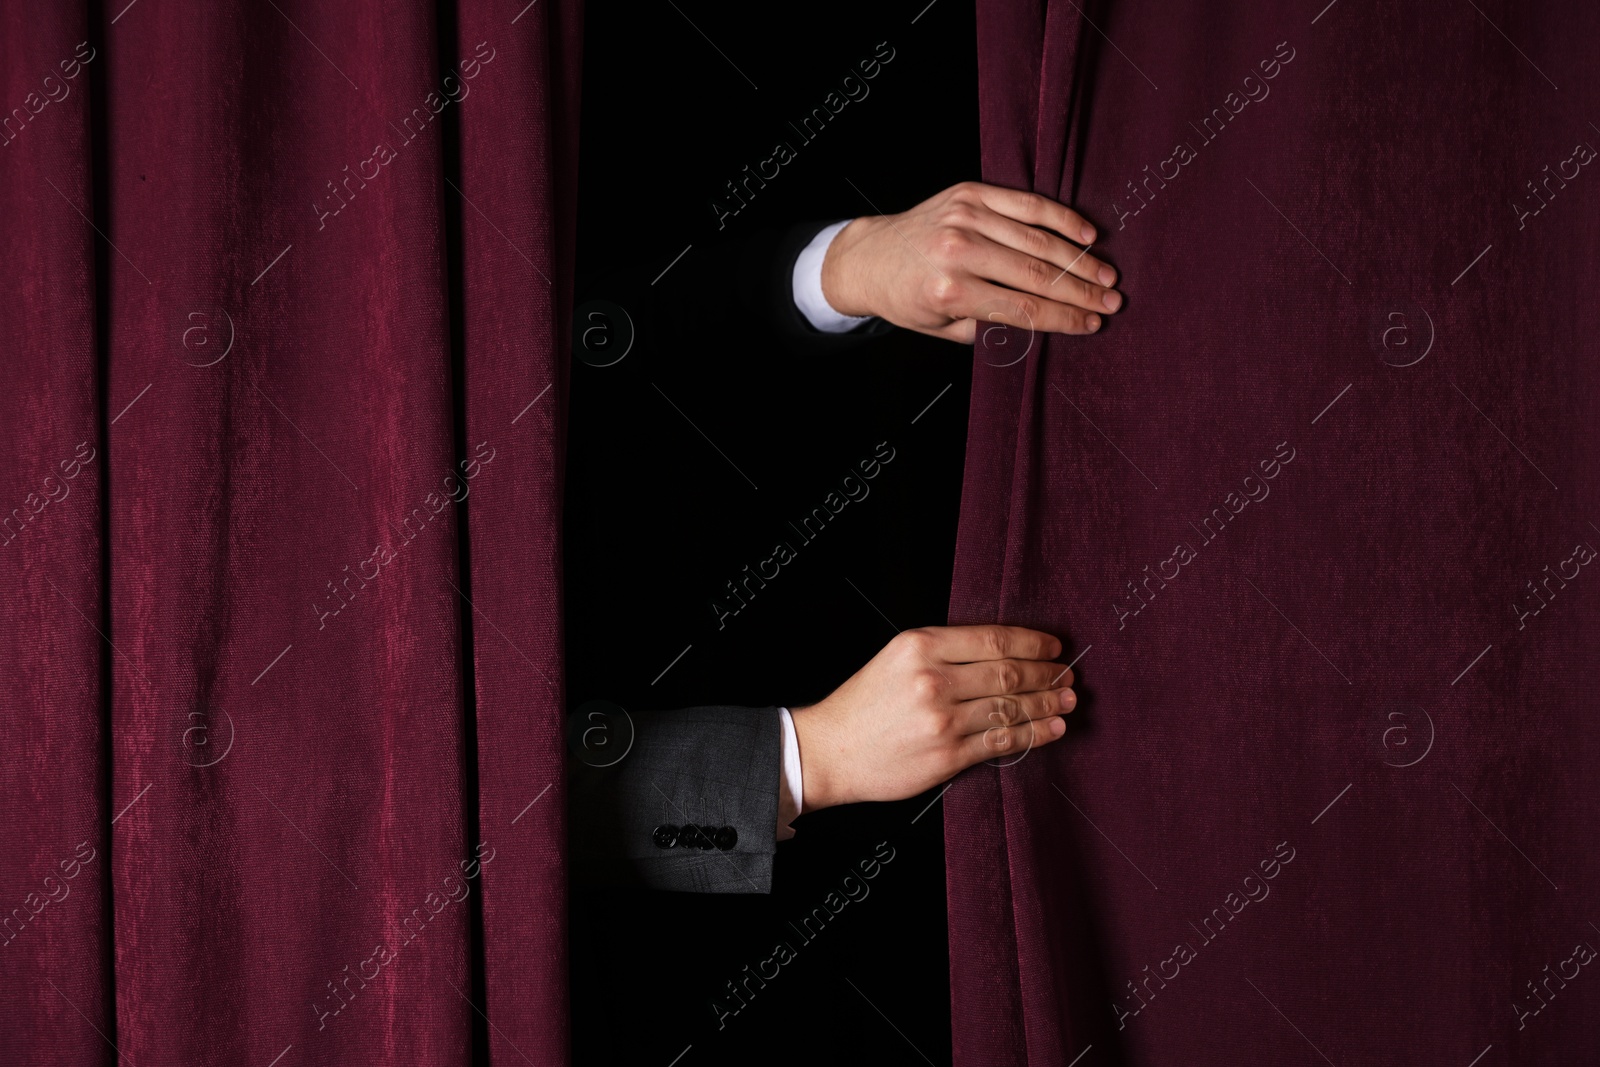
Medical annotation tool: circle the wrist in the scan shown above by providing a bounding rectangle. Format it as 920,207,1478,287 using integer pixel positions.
789,702,848,812
819,216,876,319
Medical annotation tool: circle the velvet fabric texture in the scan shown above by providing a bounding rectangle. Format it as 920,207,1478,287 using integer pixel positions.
949,2,1600,1065
1,2,581,1063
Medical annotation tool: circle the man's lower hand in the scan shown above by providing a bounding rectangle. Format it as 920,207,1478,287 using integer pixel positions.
790,625,1076,812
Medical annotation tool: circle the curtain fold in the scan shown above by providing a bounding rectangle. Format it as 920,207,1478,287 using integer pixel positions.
1,2,580,1063
950,2,1600,1064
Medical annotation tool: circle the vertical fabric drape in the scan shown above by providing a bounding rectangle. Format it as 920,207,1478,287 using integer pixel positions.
1,2,580,1063
950,2,1600,1065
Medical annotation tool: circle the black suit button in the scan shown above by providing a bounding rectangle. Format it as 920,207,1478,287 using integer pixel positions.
679,822,700,849
714,826,738,851
652,824,679,849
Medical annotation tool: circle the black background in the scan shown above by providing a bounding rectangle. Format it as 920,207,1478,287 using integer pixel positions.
566,1,979,1063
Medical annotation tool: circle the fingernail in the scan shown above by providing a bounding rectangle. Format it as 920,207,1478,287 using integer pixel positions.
1098,266,1116,287
1049,717,1067,737
1080,225,1095,243
1058,688,1076,711
1102,291,1122,312
1086,314,1102,332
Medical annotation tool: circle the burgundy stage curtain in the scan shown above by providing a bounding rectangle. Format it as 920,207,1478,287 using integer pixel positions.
949,2,1600,1065
1,2,581,1064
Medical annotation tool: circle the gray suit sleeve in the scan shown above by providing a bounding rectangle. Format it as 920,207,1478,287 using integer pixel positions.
569,705,782,894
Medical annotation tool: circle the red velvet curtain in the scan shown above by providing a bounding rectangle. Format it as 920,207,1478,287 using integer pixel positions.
950,1,1600,1064
1,2,580,1063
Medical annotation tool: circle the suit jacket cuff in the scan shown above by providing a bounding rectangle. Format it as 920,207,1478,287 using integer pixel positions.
570,705,783,893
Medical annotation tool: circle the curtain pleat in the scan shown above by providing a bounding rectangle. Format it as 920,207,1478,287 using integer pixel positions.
1,2,579,1063
0,7,111,1065
454,0,583,1062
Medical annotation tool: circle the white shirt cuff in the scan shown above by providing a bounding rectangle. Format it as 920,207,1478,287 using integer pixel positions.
776,707,804,841
792,220,875,334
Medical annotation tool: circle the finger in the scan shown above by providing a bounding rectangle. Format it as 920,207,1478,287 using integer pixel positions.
969,208,1118,288
959,714,1067,768
946,658,1073,700
954,279,1103,336
924,318,977,344
963,315,1038,354
922,624,1062,663
969,183,1098,246
958,687,1076,734
963,233,1122,315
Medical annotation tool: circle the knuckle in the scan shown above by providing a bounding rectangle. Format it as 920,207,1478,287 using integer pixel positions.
898,626,933,649
995,661,1021,694
941,203,976,227
895,628,935,661
996,695,1023,727
932,227,970,260
1022,226,1051,256
1009,296,1039,324
1020,192,1047,217
909,669,944,705
980,626,1007,660
1026,256,1054,288
925,274,964,312
918,705,950,742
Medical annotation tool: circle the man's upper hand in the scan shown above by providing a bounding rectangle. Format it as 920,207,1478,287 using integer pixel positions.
818,181,1122,343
